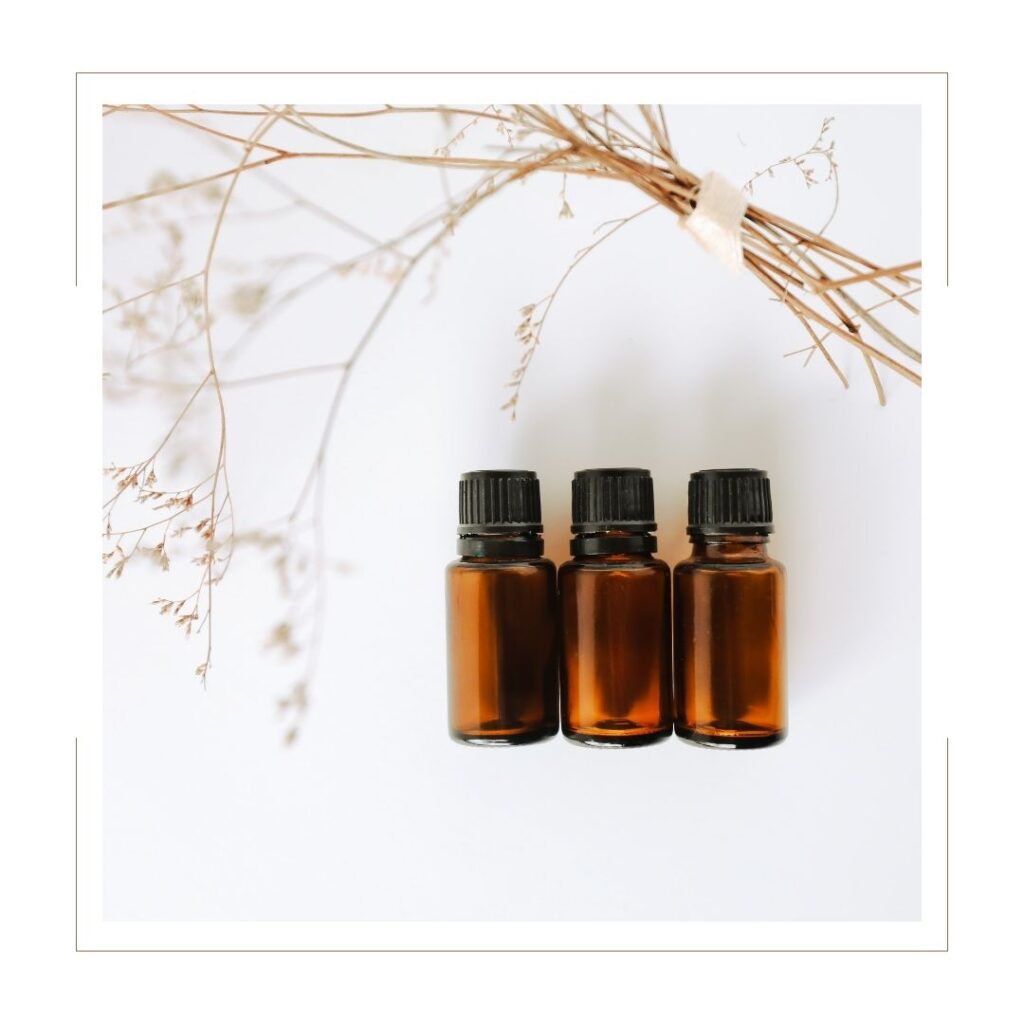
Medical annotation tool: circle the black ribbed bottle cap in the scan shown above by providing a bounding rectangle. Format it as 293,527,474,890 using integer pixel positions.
458,470,542,535
688,468,773,537
571,468,656,532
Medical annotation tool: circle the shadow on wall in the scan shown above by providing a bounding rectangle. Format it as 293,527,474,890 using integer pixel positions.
508,340,819,702
509,342,787,560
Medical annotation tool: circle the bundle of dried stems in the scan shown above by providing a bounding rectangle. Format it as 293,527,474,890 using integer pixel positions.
102,104,921,740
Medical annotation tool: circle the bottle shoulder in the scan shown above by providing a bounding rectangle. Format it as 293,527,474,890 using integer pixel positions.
674,555,785,575
447,556,555,575
560,555,669,575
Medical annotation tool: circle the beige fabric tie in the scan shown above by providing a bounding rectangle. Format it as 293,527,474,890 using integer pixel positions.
682,172,747,274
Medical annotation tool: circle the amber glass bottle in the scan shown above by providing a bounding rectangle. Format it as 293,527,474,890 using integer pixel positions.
559,468,673,746
446,470,558,745
674,468,786,748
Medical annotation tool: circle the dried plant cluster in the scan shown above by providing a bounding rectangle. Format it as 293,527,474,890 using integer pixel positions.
102,104,921,740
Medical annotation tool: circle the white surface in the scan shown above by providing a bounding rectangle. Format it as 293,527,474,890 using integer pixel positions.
102,105,921,921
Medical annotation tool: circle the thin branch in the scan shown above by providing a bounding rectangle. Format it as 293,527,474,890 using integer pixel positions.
812,261,922,293
103,272,203,314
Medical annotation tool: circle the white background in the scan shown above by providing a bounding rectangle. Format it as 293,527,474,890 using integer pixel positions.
102,103,921,921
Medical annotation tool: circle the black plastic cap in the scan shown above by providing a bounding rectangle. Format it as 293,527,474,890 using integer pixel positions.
688,468,773,537
458,470,542,535
571,468,656,533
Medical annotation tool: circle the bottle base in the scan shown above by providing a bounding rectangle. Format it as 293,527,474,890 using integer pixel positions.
675,724,787,749
450,725,557,747
562,724,673,748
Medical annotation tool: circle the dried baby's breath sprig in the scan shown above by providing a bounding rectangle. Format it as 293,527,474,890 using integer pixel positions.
103,414,231,692
103,110,286,690
277,679,309,746
745,117,838,196
265,621,300,658
503,203,657,417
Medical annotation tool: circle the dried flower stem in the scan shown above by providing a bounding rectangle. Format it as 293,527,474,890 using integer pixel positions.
504,203,658,417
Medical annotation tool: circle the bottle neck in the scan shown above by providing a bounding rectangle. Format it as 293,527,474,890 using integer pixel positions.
458,530,543,558
571,528,657,557
688,532,770,562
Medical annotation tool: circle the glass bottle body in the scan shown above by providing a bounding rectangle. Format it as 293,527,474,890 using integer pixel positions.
446,554,558,745
674,535,786,748
559,550,673,746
